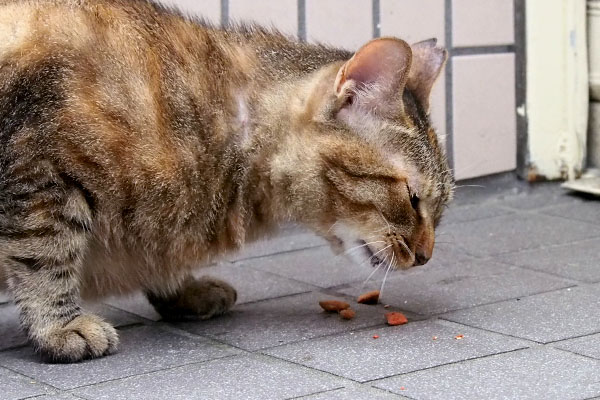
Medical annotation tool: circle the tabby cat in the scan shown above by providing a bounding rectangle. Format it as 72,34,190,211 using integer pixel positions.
0,0,453,362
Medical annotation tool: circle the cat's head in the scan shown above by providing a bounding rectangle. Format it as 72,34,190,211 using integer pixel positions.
271,37,454,270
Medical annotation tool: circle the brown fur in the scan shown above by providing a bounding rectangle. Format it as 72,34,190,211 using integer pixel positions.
0,0,453,362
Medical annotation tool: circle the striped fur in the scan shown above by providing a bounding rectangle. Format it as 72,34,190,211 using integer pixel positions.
0,0,453,362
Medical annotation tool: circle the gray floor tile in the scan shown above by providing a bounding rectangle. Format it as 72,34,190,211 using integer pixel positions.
0,325,239,390
499,187,581,210
228,232,327,261
299,386,407,399
447,213,600,257
72,354,345,400
341,258,573,315
0,366,51,400
374,347,600,400
0,291,10,304
240,246,382,288
263,320,529,382
555,333,600,360
440,203,513,225
192,263,316,304
175,291,392,351
32,395,84,400
497,238,600,283
0,304,28,351
103,293,161,321
0,303,142,352
543,200,600,225
444,285,600,343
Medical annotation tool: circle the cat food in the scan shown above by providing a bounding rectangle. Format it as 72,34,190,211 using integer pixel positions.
385,312,408,326
357,290,380,304
372,334,380,339
339,308,356,320
319,300,350,312
454,334,464,340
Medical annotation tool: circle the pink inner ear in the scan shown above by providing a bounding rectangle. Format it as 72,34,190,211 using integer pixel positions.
337,38,413,95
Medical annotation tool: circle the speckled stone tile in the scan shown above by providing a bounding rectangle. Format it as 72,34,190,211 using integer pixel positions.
542,199,600,225
72,354,345,400
263,320,529,382
0,304,28,352
0,291,10,304
496,238,600,283
374,348,600,400
0,302,142,352
0,366,51,400
555,332,600,360
299,385,408,399
443,285,600,343
239,245,386,288
341,257,573,316
447,213,600,257
0,325,239,390
175,291,395,351
192,262,316,304
440,203,513,225
228,232,326,261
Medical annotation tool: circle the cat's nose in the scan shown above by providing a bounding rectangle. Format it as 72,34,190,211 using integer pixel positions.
414,251,430,266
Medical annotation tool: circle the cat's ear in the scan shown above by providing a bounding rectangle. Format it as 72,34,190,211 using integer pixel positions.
334,38,412,117
406,38,448,113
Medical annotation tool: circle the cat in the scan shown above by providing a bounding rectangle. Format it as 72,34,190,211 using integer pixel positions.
0,0,453,363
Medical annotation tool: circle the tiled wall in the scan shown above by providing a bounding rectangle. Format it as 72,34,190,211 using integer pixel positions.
161,0,519,181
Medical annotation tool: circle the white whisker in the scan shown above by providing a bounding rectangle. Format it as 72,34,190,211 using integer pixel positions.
379,252,395,299
362,254,388,288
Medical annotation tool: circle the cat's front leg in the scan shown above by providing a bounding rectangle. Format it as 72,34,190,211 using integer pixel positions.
146,276,237,321
1,177,118,363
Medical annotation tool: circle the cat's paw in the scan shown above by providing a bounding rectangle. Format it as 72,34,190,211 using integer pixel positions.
36,314,118,363
182,276,238,320
149,277,237,321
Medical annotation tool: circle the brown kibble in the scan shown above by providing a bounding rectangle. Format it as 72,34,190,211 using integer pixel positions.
319,300,350,312
339,308,356,320
357,290,380,304
372,334,379,339
385,312,408,326
455,334,464,340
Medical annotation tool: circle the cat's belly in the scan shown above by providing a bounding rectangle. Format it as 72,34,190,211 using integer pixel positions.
79,238,206,300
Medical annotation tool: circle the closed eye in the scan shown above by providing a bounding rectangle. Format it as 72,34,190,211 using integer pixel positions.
407,185,420,210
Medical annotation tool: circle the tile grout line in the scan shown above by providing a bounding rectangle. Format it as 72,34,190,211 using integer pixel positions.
444,0,454,169
547,347,600,363
220,0,228,28
62,353,242,392
372,0,380,38
363,347,530,385
230,243,327,263
297,0,306,41
433,283,580,320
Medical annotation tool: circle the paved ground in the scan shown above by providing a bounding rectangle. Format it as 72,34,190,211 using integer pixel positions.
2,178,600,400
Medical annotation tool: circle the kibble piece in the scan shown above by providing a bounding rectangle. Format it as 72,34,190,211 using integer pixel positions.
357,290,380,304
339,308,356,320
385,312,408,326
319,300,350,312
